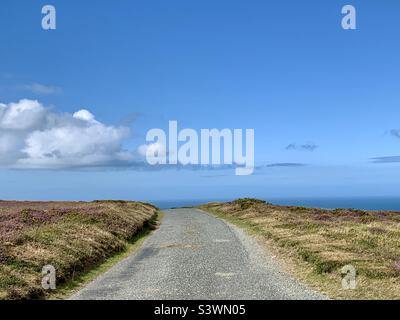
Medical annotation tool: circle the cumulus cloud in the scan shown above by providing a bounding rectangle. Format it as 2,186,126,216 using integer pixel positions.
0,99,46,130
285,143,318,152
0,99,134,169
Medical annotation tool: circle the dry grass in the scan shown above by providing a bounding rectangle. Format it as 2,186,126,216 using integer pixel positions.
200,199,400,300
0,200,158,300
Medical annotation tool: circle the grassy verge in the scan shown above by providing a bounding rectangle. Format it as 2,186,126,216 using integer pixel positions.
49,211,163,300
0,200,159,300
200,198,400,300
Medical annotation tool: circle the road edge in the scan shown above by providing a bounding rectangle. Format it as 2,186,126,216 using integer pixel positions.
196,207,330,300
50,210,164,300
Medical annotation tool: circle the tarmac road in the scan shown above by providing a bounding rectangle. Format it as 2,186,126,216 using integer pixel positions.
71,208,325,300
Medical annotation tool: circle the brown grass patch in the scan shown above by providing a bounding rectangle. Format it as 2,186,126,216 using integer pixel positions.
200,199,400,299
0,200,158,299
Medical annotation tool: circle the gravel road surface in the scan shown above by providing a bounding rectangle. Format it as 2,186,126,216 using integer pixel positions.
71,208,325,300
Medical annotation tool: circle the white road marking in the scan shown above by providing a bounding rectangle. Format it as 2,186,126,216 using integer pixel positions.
215,272,236,277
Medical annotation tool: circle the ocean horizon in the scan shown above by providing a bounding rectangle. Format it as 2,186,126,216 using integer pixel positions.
152,197,400,211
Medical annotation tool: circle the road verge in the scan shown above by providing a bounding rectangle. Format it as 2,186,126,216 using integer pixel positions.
0,200,160,300
200,198,400,300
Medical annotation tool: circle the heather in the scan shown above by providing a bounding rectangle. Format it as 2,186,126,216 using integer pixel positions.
200,199,400,299
0,200,158,299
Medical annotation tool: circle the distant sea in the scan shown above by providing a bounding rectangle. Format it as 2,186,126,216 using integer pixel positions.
152,197,400,211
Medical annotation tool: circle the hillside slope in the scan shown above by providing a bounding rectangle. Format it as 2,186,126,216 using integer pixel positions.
200,199,400,299
0,200,158,299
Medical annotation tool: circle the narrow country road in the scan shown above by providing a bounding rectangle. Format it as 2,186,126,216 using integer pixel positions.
71,208,325,300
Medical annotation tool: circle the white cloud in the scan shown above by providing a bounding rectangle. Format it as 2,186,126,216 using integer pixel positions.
0,99,135,169
138,142,167,158
73,109,96,122
0,99,46,130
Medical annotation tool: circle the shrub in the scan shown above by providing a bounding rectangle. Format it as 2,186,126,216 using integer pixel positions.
232,198,267,209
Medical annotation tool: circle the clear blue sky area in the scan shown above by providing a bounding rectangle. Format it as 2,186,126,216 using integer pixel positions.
1,1,400,201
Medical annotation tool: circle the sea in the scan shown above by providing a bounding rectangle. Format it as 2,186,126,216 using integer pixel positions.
152,197,400,211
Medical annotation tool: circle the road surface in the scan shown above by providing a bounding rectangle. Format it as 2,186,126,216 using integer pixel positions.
71,208,325,300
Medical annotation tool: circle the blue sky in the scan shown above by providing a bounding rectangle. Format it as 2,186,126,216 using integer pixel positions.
1,0,400,201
